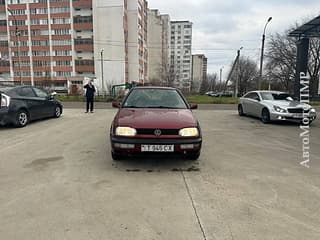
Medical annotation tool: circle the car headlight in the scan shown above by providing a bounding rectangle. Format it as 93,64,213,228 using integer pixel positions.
115,127,137,136
179,127,199,137
0,94,10,107
273,106,287,113
310,108,316,113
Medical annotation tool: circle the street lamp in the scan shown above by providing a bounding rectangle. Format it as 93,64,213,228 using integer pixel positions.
7,8,22,86
258,16,272,90
100,49,105,96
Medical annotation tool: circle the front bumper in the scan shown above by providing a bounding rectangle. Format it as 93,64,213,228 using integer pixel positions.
110,136,202,155
270,111,317,122
0,108,12,126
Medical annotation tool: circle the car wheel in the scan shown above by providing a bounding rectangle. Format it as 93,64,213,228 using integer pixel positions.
111,151,122,161
54,106,62,118
185,152,200,161
15,109,29,127
238,104,244,116
301,119,312,125
261,108,270,124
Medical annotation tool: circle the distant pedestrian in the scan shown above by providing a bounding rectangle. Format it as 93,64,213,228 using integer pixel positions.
84,80,96,113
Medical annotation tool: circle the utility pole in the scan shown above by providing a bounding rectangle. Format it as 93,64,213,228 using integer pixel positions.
235,47,242,98
258,17,272,90
222,47,242,96
7,8,22,85
100,49,104,96
219,66,223,91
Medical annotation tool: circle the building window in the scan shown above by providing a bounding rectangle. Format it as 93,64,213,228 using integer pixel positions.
50,7,70,13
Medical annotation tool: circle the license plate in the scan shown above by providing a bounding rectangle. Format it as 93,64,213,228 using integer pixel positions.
141,145,174,152
293,113,303,118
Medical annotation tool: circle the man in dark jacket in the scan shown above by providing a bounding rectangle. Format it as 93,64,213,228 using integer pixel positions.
84,80,96,113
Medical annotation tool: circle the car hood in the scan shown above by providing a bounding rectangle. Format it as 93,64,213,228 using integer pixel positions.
263,100,312,109
115,108,198,129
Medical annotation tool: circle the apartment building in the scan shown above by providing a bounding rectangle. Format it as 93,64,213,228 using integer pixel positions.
0,0,95,94
0,0,148,94
127,0,148,85
192,54,207,92
147,9,170,86
169,20,192,91
93,0,148,93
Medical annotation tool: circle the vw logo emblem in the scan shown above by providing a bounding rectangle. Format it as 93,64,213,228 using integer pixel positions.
154,129,161,136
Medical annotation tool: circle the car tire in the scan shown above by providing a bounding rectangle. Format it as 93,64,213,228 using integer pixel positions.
301,119,312,125
261,108,270,124
185,152,200,161
54,106,62,118
111,151,122,161
15,109,29,128
238,104,244,116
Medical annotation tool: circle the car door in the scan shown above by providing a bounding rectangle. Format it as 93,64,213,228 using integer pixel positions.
242,92,255,115
32,87,55,117
15,87,44,120
250,92,263,117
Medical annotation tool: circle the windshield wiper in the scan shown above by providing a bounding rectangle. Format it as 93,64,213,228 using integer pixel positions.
123,105,144,108
145,106,182,109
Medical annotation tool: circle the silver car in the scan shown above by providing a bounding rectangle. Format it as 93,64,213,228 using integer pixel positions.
238,91,317,124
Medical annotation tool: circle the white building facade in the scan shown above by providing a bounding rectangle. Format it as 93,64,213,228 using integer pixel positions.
169,20,192,91
147,9,170,86
192,54,207,93
0,0,148,94
93,0,148,93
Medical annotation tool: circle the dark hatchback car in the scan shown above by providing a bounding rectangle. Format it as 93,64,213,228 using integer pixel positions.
0,86,63,127
110,87,202,160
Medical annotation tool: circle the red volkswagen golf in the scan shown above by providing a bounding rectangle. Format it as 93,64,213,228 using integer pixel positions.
110,87,202,160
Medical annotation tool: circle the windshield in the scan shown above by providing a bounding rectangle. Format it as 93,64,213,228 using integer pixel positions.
260,92,293,101
123,89,188,109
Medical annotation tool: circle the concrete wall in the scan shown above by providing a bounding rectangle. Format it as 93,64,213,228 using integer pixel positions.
192,55,202,92
147,9,162,83
93,0,126,93
192,54,207,93
127,5,139,83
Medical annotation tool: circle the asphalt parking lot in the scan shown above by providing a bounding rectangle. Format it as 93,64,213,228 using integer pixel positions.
0,108,319,240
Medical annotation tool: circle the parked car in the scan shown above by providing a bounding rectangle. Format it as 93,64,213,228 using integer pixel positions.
205,91,215,96
110,87,202,160
207,91,233,97
238,91,317,124
0,86,63,127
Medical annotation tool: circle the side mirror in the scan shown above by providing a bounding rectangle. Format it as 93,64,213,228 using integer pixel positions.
286,96,293,101
47,92,57,100
190,104,198,109
112,101,120,108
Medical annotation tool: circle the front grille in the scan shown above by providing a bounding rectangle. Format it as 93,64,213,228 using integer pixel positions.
136,129,179,135
288,108,309,113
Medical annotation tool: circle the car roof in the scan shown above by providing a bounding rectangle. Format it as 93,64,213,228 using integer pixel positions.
0,87,14,93
132,86,177,90
252,90,287,94
0,85,34,94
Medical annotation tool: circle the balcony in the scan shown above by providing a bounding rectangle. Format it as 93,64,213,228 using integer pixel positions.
73,16,93,31
74,38,93,51
75,59,94,72
72,0,92,9
0,60,10,73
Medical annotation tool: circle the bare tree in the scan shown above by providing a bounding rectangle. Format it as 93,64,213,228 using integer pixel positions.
265,32,297,93
266,29,320,96
230,56,259,96
308,38,320,96
199,73,217,94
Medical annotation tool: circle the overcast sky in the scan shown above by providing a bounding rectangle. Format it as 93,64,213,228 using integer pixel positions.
148,0,320,78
